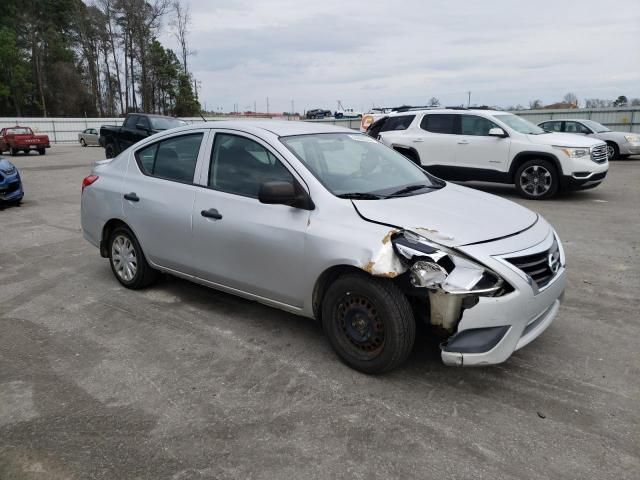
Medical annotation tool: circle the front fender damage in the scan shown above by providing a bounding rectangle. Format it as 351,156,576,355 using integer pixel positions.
360,229,506,335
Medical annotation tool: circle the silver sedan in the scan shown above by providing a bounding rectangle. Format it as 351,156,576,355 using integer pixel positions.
81,121,565,373
78,128,99,147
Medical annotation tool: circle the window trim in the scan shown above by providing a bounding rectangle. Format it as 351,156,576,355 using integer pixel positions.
133,131,209,185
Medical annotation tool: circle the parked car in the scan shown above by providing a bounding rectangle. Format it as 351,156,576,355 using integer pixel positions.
537,119,640,160
81,120,566,373
305,109,332,119
99,113,187,158
370,108,609,199
0,158,24,204
0,126,50,156
334,107,362,119
78,128,100,147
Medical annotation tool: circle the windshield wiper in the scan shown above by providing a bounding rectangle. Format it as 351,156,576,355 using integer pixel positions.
337,192,388,200
388,184,436,196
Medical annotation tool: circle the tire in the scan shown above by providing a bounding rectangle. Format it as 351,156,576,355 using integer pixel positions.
108,226,159,289
10,148,17,156
80,138,87,147
606,142,619,160
322,273,416,374
38,148,45,155
105,143,116,159
514,159,559,199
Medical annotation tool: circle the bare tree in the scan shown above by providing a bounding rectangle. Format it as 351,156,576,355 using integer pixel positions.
529,99,543,109
428,96,440,107
563,92,578,106
171,0,192,76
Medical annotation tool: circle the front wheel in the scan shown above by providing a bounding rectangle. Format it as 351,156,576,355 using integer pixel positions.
514,159,559,199
322,273,416,374
108,226,159,289
80,138,87,147
606,142,620,160
10,148,17,156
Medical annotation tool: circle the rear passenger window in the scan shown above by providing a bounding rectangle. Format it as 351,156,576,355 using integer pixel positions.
380,115,416,132
542,122,562,132
135,133,203,183
420,114,457,134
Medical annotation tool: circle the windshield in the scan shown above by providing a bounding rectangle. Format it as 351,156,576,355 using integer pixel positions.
582,120,610,133
149,117,188,130
493,114,546,134
280,133,443,198
6,127,32,135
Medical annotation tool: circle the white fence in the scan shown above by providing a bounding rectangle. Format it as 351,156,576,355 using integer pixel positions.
1,107,638,144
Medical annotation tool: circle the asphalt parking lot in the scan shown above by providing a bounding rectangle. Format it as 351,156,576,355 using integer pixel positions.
1,145,639,480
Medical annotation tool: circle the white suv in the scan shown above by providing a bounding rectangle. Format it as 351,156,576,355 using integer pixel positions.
370,108,609,199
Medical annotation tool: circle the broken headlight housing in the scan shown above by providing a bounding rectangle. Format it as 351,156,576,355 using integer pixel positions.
393,231,506,296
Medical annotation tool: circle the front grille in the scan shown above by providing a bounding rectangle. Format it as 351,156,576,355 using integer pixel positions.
591,144,608,163
505,238,561,289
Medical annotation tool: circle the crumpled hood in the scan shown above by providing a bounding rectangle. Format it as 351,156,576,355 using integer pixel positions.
526,132,604,147
352,183,538,247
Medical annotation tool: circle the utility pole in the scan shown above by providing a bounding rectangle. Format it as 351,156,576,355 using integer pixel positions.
467,91,471,108
291,99,294,116
266,97,270,115
254,101,257,114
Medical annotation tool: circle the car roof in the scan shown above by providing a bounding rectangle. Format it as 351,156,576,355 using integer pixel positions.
387,108,511,117
538,119,593,122
179,120,355,137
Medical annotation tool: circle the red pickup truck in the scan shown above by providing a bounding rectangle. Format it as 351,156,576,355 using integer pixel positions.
0,126,51,156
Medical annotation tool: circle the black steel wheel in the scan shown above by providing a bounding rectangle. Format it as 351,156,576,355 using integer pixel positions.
322,273,415,374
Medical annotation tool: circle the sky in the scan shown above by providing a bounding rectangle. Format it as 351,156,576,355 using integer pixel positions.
160,0,640,114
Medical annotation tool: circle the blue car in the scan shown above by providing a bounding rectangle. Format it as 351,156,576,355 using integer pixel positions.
0,157,24,204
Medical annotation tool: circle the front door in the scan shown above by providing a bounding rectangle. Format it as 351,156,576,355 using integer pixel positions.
192,131,310,307
454,114,511,174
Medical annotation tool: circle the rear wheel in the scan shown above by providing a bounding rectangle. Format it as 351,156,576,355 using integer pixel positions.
606,142,619,160
105,143,116,159
38,148,45,155
515,159,559,199
10,148,17,156
108,226,159,289
80,138,87,147
322,273,415,374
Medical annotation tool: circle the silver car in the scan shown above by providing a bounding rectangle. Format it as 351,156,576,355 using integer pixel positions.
81,121,566,373
538,119,640,159
78,128,100,147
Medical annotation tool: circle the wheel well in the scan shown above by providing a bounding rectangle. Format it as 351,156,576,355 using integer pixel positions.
100,219,129,257
312,265,367,321
509,152,562,182
393,145,421,165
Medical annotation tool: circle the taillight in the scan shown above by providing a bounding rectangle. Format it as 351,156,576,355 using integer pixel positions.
82,175,99,193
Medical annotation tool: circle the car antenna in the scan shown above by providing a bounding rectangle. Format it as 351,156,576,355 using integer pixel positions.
199,111,207,122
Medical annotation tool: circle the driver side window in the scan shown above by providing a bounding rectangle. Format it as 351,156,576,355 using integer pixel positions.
209,133,294,198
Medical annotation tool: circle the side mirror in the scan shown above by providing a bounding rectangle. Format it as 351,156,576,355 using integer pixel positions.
135,123,149,132
258,181,314,210
488,127,507,138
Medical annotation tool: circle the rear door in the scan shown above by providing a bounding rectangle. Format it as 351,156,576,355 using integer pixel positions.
191,130,310,306
122,130,209,272
454,114,511,174
412,114,458,173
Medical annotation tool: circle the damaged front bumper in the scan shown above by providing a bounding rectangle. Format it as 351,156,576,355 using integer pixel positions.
380,219,565,367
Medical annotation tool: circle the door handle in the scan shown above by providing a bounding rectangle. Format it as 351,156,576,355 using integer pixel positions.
124,192,139,202
201,208,223,220
457,140,469,145
412,138,424,143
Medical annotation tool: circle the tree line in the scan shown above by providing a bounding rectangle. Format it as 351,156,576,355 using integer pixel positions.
0,0,200,118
